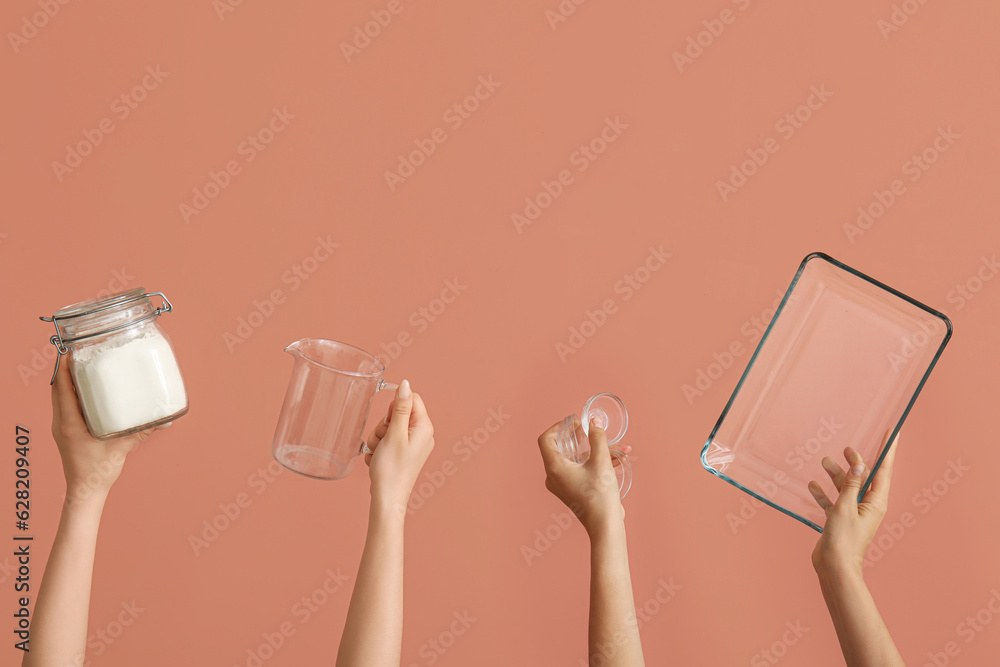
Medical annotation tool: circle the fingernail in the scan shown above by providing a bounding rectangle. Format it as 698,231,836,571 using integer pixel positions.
850,462,865,476
398,379,411,399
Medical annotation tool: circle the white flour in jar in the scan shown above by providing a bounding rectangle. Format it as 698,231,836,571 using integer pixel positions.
73,330,187,436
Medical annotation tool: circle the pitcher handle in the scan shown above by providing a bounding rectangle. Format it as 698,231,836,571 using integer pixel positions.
358,378,400,456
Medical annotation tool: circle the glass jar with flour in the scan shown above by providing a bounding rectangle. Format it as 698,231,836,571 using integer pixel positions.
40,288,189,440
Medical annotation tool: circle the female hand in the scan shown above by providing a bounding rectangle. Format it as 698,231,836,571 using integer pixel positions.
536,419,631,536
809,431,899,576
363,380,435,512
50,358,164,503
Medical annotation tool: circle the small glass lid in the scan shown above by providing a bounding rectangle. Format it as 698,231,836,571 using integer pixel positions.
555,393,632,499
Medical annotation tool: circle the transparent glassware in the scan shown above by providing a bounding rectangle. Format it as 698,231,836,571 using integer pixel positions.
555,392,633,499
701,253,952,531
272,338,397,480
40,288,189,440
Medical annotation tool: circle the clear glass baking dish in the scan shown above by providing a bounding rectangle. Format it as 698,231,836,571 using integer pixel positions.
700,252,952,531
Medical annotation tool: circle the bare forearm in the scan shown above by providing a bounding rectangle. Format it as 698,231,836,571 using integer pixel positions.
336,498,406,667
23,493,108,667
817,563,904,667
588,520,644,667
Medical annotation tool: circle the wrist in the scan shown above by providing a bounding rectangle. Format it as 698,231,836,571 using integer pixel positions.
61,490,108,523
64,466,122,502
814,552,864,586
585,510,626,541
370,490,411,524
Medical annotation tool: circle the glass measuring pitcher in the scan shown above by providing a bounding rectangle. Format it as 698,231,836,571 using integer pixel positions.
554,392,633,499
271,338,397,480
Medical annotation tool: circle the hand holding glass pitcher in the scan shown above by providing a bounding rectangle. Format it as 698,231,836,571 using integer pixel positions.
359,379,435,511
271,339,435,506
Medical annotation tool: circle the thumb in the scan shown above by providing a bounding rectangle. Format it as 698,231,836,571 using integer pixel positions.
584,423,611,471
835,458,866,511
386,379,413,440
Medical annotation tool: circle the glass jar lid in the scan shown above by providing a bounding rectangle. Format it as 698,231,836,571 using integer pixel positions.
40,288,174,384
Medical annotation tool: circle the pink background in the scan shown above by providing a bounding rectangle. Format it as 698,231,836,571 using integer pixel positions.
2,1,999,665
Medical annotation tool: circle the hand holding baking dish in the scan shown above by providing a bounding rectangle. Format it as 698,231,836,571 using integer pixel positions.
700,253,952,531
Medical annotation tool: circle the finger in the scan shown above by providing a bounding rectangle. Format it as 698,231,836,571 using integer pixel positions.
51,357,84,429
369,420,389,447
574,422,590,461
833,455,867,512
537,419,571,470
408,392,431,432
134,426,157,443
364,420,390,465
821,456,847,491
385,380,413,441
844,446,864,468
50,362,61,423
609,444,631,468
867,430,900,502
807,480,834,510
585,423,611,472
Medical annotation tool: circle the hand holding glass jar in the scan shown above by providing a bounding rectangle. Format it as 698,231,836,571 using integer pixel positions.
41,288,189,441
